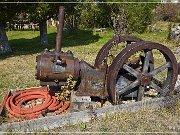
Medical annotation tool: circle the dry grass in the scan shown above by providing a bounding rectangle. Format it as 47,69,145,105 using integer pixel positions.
0,24,179,94
0,21,180,133
0,29,113,95
52,101,180,133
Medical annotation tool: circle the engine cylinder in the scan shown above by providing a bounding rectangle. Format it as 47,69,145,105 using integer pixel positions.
35,50,80,85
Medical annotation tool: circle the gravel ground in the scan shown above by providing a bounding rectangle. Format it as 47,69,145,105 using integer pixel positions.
175,75,180,93
173,46,180,93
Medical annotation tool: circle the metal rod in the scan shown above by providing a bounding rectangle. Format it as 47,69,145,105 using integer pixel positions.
56,6,65,53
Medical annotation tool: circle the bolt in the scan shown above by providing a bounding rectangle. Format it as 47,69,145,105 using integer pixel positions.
54,79,58,83
36,57,38,62
50,57,55,62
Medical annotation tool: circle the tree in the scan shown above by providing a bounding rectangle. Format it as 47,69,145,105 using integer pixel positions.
76,0,156,33
27,1,80,45
155,3,180,22
123,2,156,33
63,1,82,33
0,2,22,53
28,2,58,46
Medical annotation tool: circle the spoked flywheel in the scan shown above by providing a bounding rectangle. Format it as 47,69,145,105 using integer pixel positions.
107,41,178,104
94,35,143,67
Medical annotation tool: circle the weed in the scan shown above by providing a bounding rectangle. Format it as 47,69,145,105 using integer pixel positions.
0,21,180,132
0,107,7,124
79,121,87,131
55,75,76,101
99,126,109,132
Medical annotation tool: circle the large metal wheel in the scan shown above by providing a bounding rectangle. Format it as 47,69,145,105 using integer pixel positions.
107,41,178,104
94,35,143,67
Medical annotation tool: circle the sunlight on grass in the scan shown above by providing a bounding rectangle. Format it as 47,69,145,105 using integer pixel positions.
0,22,180,132
0,28,114,91
0,25,179,93
51,101,180,132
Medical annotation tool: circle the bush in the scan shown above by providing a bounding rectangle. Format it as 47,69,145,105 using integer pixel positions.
155,3,180,22
74,1,156,33
123,3,156,33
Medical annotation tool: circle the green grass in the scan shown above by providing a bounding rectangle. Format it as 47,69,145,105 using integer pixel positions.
0,22,180,132
0,28,114,92
0,24,179,98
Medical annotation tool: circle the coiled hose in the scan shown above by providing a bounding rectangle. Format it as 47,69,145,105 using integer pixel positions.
5,88,70,120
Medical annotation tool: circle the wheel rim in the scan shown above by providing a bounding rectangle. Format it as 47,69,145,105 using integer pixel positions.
107,41,178,104
94,35,143,67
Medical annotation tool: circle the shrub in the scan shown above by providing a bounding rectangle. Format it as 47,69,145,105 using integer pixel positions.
123,3,156,33
155,3,180,22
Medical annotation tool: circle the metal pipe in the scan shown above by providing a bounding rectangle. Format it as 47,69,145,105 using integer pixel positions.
56,6,65,53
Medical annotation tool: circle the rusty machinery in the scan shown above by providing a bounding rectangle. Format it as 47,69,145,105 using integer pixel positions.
35,6,180,105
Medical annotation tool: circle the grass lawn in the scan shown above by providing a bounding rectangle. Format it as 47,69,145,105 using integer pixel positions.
52,103,180,133
0,22,180,132
0,28,113,93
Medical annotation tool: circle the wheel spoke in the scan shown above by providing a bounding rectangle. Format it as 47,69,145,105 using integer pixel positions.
123,64,140,78
116,79,139,95
149,62,171,76
143,51,152,73
152,77,163,87
137,86,145,101
150,81,163,95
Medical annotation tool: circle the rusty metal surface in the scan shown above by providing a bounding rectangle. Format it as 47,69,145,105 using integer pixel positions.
107,41,178,104
56,6,65,53
94,35,143,67
76,60,108,99
35,6,80,86
35,50,80,85
35,6,179,105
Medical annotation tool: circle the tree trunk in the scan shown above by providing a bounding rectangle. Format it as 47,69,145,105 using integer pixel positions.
0,23,11,53
39,21,48,46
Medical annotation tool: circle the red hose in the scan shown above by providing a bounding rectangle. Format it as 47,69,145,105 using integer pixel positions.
5,87,71,120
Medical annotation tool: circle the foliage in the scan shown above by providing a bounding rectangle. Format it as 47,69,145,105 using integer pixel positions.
79,121,87,131
63,1,82,32
0,1,27,24
28,0,82,32
0,1,31,53
76,0,156,33
0,20,180,131
26,1,61,46
1,21,179,94
77,0,120,29
62,75,77,91
78,2,98,28
119,0,157,33
55,75,77,101
27,1,59,23
155,3,180,22
0,1,158,37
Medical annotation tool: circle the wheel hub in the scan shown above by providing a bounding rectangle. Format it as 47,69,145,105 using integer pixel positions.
140,74,151,86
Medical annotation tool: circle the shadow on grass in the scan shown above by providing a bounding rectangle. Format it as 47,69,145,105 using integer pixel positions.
0,29,101,60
